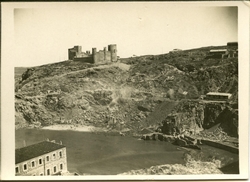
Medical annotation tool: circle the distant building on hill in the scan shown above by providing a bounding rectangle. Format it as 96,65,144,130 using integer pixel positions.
169,48,182,53
207,42,238,59
68,44,117,64
15,140,68,176
205,92,232,101
208,49,227,58
227,42,238,48
226,42,238,58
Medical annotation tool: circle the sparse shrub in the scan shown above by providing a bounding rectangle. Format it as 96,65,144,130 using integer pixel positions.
60,84,71,93
21,69,33,81
117,97,126,105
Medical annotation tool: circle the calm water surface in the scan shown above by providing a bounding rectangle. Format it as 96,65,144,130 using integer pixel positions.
16,129,238,175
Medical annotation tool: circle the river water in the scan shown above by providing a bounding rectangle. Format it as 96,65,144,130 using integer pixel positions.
16,129,238,175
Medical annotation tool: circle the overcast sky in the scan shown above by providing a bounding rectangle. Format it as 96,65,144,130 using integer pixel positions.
14,3,237,67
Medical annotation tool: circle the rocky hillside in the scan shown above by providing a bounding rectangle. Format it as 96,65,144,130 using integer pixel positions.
15,45,238,137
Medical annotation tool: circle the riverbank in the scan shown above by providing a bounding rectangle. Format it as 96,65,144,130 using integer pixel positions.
184,135,239,154
141,132,238,154
42,124,109,132
41,124,132,137
119,160,223,175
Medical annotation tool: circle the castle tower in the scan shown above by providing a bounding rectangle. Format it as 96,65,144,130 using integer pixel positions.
68,49,75,60
108,44,117,62
104,47,107,61
74,46,82,53
92,48,97,63
68,46,82,60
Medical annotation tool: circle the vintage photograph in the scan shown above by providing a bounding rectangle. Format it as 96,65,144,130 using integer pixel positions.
1,1,249,179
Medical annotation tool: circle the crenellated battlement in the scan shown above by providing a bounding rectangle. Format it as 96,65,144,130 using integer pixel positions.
68,44,117,64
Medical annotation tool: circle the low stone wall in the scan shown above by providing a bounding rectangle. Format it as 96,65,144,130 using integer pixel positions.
141,132,175,142
201,140,238,154
142,133,238,154
73,57,94,64
185,135,238,154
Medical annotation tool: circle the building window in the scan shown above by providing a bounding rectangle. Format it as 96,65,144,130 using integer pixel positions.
23,163,27,171
54,166,57,173
59,151,62,158
46,156,50,162
60,163,63,170
39,158,42,165
53,153,56,159
15,167,19,173
40,173,43,176
47,169,50,175
31,161,35,167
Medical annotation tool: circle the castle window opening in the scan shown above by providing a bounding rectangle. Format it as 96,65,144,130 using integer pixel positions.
59,151,62,158
31,161,35,167
47,169,50,175
54,166,57,173
16,167,19,173
46,156,50,162
23,163,27,171
60,163,63,170
40,173,43,176
53,153,56,159
39,158,42,165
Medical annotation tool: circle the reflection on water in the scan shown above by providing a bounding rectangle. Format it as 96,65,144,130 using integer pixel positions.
16,129,238,175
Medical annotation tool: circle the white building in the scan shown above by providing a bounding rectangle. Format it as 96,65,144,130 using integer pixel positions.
206,92,232,101
15,140,68,176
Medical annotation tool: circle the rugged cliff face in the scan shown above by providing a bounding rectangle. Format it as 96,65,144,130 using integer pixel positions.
159,100,238,138
15,45,238,137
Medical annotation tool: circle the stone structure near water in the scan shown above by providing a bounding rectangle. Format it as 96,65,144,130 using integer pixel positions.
15,140,68,176
68,44,117,64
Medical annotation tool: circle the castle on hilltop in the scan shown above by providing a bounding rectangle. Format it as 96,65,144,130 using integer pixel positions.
68,44,117,64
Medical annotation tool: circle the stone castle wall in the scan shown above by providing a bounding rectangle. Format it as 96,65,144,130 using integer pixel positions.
68,44,117,64
73,56,94,64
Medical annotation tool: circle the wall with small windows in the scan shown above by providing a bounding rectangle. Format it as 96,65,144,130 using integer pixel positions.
69,44,117,64
15,148,67,176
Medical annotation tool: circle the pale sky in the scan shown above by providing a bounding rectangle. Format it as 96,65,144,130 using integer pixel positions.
14,3,237,67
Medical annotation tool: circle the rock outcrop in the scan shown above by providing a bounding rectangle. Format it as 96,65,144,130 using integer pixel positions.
157,100,238,138
119,161,223,175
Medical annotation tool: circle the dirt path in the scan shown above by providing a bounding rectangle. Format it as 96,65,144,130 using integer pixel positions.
54,62,131,79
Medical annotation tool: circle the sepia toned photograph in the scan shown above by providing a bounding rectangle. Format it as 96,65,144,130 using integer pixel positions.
1,1,249,180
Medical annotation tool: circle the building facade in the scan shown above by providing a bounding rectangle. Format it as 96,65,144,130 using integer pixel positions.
226,42,238,58
207,42,238,59
15,140,68,176
208,49,227,59
68,44,117,64
205,92,232,101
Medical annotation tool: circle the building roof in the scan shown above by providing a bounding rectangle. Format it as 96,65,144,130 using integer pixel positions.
16,141,65,164
227,42,238,46
206,92,232,97
209,49,227,53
